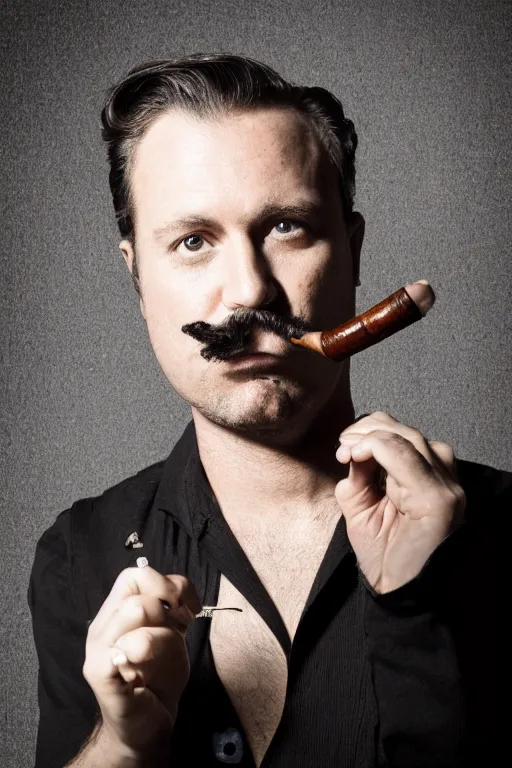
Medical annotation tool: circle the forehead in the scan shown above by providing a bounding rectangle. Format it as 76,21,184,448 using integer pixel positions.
129,107,339,232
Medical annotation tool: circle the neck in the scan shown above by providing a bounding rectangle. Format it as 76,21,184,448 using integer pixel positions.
192,372,355,524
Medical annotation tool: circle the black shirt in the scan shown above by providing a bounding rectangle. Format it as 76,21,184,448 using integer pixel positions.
28,420,508,767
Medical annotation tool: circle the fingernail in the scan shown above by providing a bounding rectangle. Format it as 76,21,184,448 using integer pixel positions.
336,444,350,461
112,651,128,666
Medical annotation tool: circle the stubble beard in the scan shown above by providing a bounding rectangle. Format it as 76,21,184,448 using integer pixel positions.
189,375,317,442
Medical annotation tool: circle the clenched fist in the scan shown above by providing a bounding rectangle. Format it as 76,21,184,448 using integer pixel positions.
82,565,201,761
335,411,466,594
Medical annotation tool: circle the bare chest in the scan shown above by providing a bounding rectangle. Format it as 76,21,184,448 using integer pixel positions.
209,517,339,766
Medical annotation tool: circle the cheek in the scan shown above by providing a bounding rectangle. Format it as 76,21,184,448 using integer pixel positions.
141,255,203,327
140,274,202,368
142,275,176,327
292,249,353,326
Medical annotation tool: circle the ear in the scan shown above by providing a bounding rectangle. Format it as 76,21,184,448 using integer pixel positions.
119,238,134,270
347,212,365,287
119,239,146,319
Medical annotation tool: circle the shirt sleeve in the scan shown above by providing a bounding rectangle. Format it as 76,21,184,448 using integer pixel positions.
28,506,100,768
364,459,509,768
362,537,466,768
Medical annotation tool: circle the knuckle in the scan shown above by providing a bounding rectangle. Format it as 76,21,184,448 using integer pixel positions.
168,574,187,592
379,430,404,445
166,575,201,614
439,484,465,510
167,575,192,604
388,433,416,456
430,440,457,469
121,599,146,622
82,659,91,682
372,410,393,421
82,656,98,684
164,595,180,612
113,567,142,596
123,595,144,612
431,439,454,454
116,566,138,585
86,622,98,641
131,628,155,663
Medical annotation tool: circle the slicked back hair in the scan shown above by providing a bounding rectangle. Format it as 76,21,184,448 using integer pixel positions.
101,53,358,290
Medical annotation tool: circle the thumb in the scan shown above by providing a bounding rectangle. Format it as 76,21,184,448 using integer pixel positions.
335,456,383,515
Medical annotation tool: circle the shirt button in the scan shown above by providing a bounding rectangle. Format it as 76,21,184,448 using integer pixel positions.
212,727,244,763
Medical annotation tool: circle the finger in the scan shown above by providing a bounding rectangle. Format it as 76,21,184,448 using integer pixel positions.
90,568,199,637
114,626,179,667
168,574,202,615
99,594,190,649
335,453,385,509
113,626,189,710
83,645,138,693
341,431,434,494
428,442,466,526
342,410,397,432
428,440,456,473
86,626,182,692
110,650,143,687
340,416,435,467
340,431,430,465
90,567,179,635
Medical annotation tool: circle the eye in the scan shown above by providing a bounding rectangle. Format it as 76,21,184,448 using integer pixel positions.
179,234,205,252
273,220,303,235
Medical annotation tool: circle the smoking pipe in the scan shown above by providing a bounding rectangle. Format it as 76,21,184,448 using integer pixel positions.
290,280,435,361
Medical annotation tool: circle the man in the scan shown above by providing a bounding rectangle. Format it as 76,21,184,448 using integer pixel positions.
28,53,507,768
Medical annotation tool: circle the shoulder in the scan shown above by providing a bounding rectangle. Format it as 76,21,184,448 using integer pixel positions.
82,455,166,516
31,422,198,617
82,456,166,524
67,419,197,531
39,457,166,549
29,458,167,617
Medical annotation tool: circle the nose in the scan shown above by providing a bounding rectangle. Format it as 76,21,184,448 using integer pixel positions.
221,238,278,310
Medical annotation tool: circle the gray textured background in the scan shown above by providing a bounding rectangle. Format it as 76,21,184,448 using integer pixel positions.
1,0,510,764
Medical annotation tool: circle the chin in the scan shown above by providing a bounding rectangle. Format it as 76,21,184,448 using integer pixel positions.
191,377,317,438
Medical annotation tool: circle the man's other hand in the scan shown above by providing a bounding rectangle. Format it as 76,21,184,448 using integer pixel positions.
335,411,466,593
82,566,201,760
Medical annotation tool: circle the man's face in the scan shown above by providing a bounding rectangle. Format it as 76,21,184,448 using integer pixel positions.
121,107,363,437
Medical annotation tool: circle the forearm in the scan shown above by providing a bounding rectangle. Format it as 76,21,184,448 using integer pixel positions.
65,721,172,768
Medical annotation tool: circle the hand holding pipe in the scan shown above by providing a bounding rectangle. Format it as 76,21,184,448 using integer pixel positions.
290,280,435,361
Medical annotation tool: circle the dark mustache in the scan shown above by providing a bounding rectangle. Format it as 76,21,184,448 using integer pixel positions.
182,309,314,361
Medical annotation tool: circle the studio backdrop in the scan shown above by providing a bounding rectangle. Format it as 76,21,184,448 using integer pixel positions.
1,1,510,765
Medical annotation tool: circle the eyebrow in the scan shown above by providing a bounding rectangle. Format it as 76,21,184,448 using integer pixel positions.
152,200,324,242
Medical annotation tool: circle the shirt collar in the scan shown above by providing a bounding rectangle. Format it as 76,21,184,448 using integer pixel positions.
153,413,371,541
153,419,218,540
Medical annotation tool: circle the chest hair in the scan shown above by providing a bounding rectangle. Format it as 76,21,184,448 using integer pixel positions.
209,510,340,766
